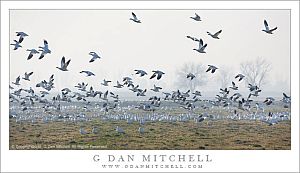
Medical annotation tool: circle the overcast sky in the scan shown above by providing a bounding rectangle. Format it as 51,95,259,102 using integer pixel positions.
9,10,290,97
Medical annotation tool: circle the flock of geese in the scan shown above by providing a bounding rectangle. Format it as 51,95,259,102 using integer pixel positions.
9,12,289,136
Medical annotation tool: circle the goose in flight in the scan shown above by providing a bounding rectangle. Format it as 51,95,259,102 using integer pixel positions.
150,85,162,92
80,70,95,77
187,73,196,80
150,70,165,80
193,38,207,53
235,74,245,81
89,52,101,63
16,31,28,43
229,81,238,90
38,40,51,59
130,12,141,23
207,30,222,39
22,72,33,81
12,76,21,85
114,81,124,88
186,35,200,42
26,49,39,60
10,40,22,50
206,65,218,73
56,56,71,71
190,13,201,21
137,89,147,96
101,79,111,86
262,20,277,34
134,69,147,77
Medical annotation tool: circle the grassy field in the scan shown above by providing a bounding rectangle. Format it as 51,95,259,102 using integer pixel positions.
9,116,291,150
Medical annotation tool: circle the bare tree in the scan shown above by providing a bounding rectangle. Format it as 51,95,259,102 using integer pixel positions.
217,66,234,88
175,62,207,92
240,58,271,88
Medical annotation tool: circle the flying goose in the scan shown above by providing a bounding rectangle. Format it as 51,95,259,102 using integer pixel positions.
38,40,51,59
206,65,218,73
229,81,238,90
262,20,277,34
56,56,71,71
193,38,207,53
80,70,95,77
150,70,165,80
130,12,141,23
235,74,245,81
10,40,22,50
114,81,124,88
150,85,162,92
190,13,201,21
22,72,33,81
16,31,28,43
89,52,101,63
134,69,147,77
12,76,21,85
187,73,196,80
137,89,147,96
26,49,39,60
207,30,222,39
186,35,200,42
101,79,112,86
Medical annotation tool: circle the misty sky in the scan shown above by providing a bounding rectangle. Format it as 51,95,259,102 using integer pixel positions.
9,10,290,97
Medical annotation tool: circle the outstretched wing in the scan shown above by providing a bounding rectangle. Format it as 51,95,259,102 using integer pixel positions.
132,12,138,20
264,20,269,30
215,30,222,36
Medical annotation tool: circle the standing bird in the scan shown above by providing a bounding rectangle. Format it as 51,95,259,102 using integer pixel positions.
89,52,101,63
207,30,222,39
262,20,277,34
206,65,218,73
130,12,141,23
150,70,165,80
193,39,207,53
22,72,34,81
190,13,201,21
56,56,71,71
26,49,39,60
38,40,51,59
187,73,196,80
12,76,21,85
10,40,22,50
235,74,245,81
80,70,95,77
16,31,28,43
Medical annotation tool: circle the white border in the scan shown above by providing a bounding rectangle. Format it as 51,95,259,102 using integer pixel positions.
1,1,299,172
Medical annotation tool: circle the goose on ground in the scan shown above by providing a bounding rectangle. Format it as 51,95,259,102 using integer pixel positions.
26,49,39,60
138,127,145,134
207,30,222,39
193,38,207,53
206,65,218,73
262,20,277,34
89,52,101,63
116,126,125,133
150,70,165,80
134,69,147,77
56,56,71,71
80,70,95,77
22,72,33,81
130,12,141,23
16,31,28,43
10,40,22,50
190,13,201,21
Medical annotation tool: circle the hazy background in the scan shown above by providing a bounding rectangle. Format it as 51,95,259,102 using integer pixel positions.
9,10,290,99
